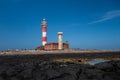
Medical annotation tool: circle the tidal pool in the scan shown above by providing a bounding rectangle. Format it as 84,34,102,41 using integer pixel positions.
87,59,110,65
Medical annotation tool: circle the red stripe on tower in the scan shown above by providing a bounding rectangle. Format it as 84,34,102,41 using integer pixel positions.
41,19,47,46
42,37,47,41
42,27,47,32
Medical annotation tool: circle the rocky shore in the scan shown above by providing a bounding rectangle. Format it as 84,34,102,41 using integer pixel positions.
0,60,120,80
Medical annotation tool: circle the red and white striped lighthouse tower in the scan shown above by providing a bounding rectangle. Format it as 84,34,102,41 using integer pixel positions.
41,19,47,46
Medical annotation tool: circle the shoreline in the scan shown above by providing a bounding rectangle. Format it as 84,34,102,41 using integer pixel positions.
0,49,120,55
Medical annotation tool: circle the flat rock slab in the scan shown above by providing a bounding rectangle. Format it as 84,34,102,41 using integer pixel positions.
0,51,120,63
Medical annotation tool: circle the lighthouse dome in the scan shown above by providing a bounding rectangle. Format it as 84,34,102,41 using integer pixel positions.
41,19,47,26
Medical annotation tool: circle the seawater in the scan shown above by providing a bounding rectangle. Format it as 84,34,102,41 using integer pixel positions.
87,60,110,65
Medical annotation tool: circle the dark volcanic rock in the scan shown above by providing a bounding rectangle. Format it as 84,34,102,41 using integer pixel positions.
0,61,120,80
95,62,114,72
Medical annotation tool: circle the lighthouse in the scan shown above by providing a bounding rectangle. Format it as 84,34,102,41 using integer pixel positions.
41,19,47,46
58,32,63,50
36,19,69,50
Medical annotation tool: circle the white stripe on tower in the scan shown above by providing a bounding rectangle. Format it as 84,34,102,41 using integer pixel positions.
42,32,46,37
42,41,46,46
41,19,47,46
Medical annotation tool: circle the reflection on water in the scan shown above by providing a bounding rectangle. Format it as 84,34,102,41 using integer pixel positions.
87,60,110,65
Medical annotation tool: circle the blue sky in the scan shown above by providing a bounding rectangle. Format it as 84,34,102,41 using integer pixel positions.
0,0,120,50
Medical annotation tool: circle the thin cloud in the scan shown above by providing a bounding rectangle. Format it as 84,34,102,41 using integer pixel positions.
89,10,120,24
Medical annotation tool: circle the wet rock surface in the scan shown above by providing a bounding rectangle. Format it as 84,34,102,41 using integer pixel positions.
0,61,120,80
